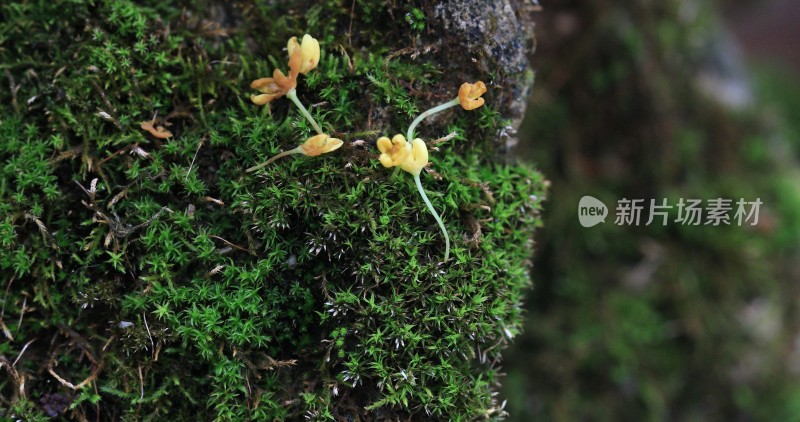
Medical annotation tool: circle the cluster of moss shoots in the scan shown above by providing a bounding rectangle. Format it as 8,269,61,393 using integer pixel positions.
245,34,487,263
0,0,550,417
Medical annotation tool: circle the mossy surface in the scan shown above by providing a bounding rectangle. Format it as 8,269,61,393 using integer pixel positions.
0,1,544,420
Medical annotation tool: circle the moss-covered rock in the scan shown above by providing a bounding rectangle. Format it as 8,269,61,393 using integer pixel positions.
0,1,543,420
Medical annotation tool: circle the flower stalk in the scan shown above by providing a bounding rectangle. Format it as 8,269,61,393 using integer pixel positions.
406,98,460,141
286,89,323,135
414,173,450,262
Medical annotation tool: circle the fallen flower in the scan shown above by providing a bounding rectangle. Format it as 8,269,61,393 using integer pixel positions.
245,133,343,173
140,120,172,139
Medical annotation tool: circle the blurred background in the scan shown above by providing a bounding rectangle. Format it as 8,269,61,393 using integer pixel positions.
504,0,800,420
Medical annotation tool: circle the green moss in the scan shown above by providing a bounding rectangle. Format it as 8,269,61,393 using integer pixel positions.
0,0,544,420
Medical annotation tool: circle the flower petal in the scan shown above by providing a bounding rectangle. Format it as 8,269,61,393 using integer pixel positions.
287,36,300,57
273,67,296,93
323,137,343,153
250,93,277,105
298,34,320,74
286,48,303,82
250,77,276,92
298,134,343,157
376,136,393,154
379,154,394,168
400,138,428,175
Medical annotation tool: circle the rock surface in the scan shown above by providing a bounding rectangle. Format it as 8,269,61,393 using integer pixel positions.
431,0,538,151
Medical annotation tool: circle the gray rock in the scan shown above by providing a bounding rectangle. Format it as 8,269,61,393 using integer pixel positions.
432,0,537,152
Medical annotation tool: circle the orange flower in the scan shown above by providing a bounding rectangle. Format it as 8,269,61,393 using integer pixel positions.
298,133,343,157
249,76,284,105
140,120,172,139
249,48,302,105
458,81,487,110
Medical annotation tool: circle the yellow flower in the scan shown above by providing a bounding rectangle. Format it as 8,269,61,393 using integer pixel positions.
399,138,428,176
287,34,320,75
376,134,445,260
377,135,428,175
458,81,487,110
298,133,343,157
376,134,411,168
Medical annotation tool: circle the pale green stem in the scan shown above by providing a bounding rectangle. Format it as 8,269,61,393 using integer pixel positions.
245,147,301,173
414,173,450,262
286,89,323,135
406,97,460,141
